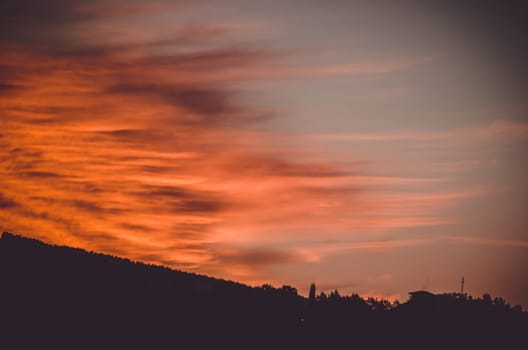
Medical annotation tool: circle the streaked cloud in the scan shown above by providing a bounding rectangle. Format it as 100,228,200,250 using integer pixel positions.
306,119,528,143
1,0,527,308
443,236,528,249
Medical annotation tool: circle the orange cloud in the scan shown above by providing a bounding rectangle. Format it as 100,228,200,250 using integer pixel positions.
1,0,513,290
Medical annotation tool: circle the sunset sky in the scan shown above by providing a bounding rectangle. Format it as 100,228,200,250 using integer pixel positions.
1,0,527,306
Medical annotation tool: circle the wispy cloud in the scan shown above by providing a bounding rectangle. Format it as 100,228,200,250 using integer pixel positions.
1,0,524,296
443,235,528,249
306,119,528,142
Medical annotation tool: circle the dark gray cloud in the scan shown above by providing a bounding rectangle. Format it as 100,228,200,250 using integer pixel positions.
217,247,300,267
171,199,223,213
107,83,238,121
0,83,21,93
70,200,109,214
138,186,190,199
0,194,17,209
131,185,226,214
119,223,152,232
168,88,231,116
20,171,63,179
99,129,179,145
0,0,186,47
28,196,122,216
102,129,161,139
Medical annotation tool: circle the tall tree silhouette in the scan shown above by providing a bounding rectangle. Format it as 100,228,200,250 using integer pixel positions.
309,282,316,303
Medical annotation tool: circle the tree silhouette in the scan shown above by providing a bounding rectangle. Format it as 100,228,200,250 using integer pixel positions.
309,282,316,303
0,232,526,350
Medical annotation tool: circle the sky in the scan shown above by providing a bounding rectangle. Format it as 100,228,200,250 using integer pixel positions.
1,0,527,306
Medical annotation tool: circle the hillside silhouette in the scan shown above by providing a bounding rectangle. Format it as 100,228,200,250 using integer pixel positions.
0,232,526,349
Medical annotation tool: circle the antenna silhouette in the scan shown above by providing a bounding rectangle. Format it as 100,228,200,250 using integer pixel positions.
460,276,464,294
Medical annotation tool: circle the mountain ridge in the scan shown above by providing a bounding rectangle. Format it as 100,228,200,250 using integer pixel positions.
0,231,526,350
0,231,251,293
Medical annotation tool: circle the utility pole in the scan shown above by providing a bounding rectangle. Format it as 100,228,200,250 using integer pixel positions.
460,276,464,294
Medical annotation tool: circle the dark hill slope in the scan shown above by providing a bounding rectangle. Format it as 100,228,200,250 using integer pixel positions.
0,232,303,349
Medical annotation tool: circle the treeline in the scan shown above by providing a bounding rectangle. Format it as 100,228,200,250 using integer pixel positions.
0,232,526,349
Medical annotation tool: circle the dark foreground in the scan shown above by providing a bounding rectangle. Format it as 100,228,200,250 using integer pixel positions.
0,232,526,349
